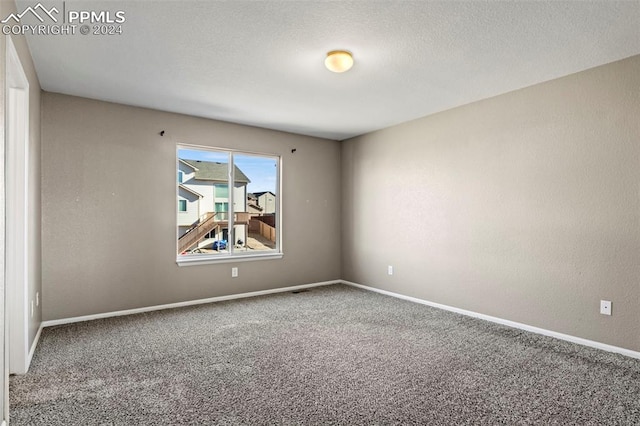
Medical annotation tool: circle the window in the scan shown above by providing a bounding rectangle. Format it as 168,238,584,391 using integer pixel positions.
177,145,281,265
214,184,228,198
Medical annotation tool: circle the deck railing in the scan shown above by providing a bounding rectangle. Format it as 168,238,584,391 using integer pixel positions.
178,211,251,253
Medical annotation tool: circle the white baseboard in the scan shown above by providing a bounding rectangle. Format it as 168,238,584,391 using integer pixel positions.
42,280,339,328
38,279,640,361
25,323,44,371
342,280,640,360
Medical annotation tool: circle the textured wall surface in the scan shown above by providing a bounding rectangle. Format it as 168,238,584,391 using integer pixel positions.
41,93,341,320
341,56,640,352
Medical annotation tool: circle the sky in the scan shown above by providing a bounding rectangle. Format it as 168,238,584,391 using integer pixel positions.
179,148,277,193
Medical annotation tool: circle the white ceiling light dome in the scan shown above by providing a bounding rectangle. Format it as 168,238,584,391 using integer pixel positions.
325,50,354,73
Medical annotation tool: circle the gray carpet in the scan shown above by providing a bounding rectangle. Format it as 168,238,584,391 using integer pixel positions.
10,284,640,425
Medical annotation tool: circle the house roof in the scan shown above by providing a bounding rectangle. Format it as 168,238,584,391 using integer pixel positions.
248,203,263,212
178,184,203,198
182,160,251,184
252,191,275,198
179,159,198,171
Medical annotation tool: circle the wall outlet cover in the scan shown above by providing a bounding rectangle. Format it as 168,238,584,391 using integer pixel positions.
600,300,612,316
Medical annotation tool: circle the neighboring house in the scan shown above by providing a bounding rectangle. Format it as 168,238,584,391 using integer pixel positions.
246,193,263,215
247,202,263,215
251,191,277,214
178,159,251,252
178,184,203,227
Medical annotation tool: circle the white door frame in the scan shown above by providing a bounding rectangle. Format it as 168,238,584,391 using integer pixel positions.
5,34,30,379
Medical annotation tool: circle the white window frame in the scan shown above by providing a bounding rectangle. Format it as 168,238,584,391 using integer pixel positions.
176,144,283,266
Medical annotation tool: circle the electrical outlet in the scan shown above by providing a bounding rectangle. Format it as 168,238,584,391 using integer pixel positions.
231,267,238,278
600,300,612,316
36,291,40,307
388,265,393,275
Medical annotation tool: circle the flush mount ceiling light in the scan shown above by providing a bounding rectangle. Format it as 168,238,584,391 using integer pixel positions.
325,50,354,73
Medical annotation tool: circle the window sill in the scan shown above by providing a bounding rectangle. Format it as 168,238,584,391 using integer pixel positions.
176,252,283,267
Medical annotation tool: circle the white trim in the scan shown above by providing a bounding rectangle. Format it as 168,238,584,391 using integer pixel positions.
178,184,203,198
176,144,283,259
26,323,43,369
6,35,30,376
177,252,283,266
342,280,640,360
178,143,280,158
178,159,198,171
40,280,639,361
42,280,339,327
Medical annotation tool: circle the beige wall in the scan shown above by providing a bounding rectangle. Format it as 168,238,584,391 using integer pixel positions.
0,1,42,380
341,55,640,352
41,93,341,320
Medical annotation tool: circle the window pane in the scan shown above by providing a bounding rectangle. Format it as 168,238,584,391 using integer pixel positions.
234,154,278,252
214,184,228,198
177,148,230,255
177,146,280,259
215,202,227,212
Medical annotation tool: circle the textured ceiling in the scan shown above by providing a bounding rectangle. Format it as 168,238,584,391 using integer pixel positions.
18,1,640,140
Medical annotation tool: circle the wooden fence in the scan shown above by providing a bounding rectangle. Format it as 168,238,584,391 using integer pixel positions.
249,219,276,242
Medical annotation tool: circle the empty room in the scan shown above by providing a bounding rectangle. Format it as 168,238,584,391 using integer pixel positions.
2,0,639,424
